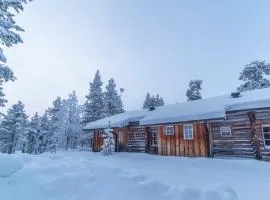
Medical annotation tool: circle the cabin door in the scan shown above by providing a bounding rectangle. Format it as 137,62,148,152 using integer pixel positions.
146,128,151,153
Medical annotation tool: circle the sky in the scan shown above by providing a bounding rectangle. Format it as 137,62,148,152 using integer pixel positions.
2,0,270,116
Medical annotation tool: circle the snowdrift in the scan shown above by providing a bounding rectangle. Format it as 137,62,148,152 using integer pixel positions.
2,152,269,200
0,153,23,178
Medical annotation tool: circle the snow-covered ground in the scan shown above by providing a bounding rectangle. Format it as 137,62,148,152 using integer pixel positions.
1,152,270,200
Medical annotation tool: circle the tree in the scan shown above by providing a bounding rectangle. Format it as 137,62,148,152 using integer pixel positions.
0,0,31,107
143,92,152,109
47,97,66,151
102,125,114,156
143,92,165,109
63,91,82,150
237,60,270,92
104,78,124,117
25,113,40,154
186,80,203,101
154,94,165,107
39,113,50,153
83,70,105,123
0,101,27,154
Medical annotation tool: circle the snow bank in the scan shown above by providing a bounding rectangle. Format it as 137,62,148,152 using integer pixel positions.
1,152,268,200
0,153,23,178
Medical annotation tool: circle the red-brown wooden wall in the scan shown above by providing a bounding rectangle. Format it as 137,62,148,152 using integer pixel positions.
156,123,208,157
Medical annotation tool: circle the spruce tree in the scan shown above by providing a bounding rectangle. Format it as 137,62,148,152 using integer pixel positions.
237,60,270,92
0,0,31,107
154,94,165,107
26,113,40,154
104,78,124,117
186,80,203,101
102,126,115,156
0,101,28,154
143,92,165,109
39,113,50,153
63,91,82,150
47,97,65,151
83,70,105,123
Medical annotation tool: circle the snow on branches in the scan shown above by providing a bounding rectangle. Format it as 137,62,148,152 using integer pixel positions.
102,124,114,156
0,0,31,107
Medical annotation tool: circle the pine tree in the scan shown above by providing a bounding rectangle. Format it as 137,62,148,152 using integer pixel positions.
186,80,203,101
237,60,270,92
83,70,105,123
143,92,165,109
0,101,27,154
102,125,115,156
104,78,124,117
0,0,31,107
25,113,40,154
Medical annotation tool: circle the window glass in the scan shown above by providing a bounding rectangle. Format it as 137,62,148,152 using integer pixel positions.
184,124,193,140
262,125,270,147
152,129,158,145
220,126,231,136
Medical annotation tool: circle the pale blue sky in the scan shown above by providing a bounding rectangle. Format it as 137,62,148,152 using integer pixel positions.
3,0,270,115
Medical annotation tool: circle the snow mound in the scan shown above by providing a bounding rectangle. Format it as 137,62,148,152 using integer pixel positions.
0,153,23,178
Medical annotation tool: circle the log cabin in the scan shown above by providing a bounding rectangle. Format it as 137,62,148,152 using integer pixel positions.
84,88,270,160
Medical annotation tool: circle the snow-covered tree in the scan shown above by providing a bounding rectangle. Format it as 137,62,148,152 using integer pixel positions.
63,91,82,150
83,70,105,123
0,0,31,107
47,97,66,151
153,94,165,107
0,101,27,154
143,92,151,109
186,80,203,101
38,112,50,153
102,125,114,156
143,92,165,109
25,113,40,154
104,78,124,117
237,60,270,92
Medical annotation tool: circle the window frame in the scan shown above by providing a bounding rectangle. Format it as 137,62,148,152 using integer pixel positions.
220,126,232,137
165,125,175,135
262,124,270,148
151,128,158,145
183,124,194,140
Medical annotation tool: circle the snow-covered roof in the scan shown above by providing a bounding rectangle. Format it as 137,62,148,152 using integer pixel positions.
84,88,270,129
140,88,270,125
84,109,150,130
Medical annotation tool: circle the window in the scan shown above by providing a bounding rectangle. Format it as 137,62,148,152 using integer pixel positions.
262,125,270,147
184,124,193,140
152,128,158,145
165,126,174,135
220,126,231,136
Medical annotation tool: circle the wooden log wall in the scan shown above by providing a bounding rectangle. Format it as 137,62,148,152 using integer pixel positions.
249,108,270,160
211,108,270,160
93,130,103,152
156,123,208,157
93,129,128,152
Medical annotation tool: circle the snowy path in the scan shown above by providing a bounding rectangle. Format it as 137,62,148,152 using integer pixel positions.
1,152,270,200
